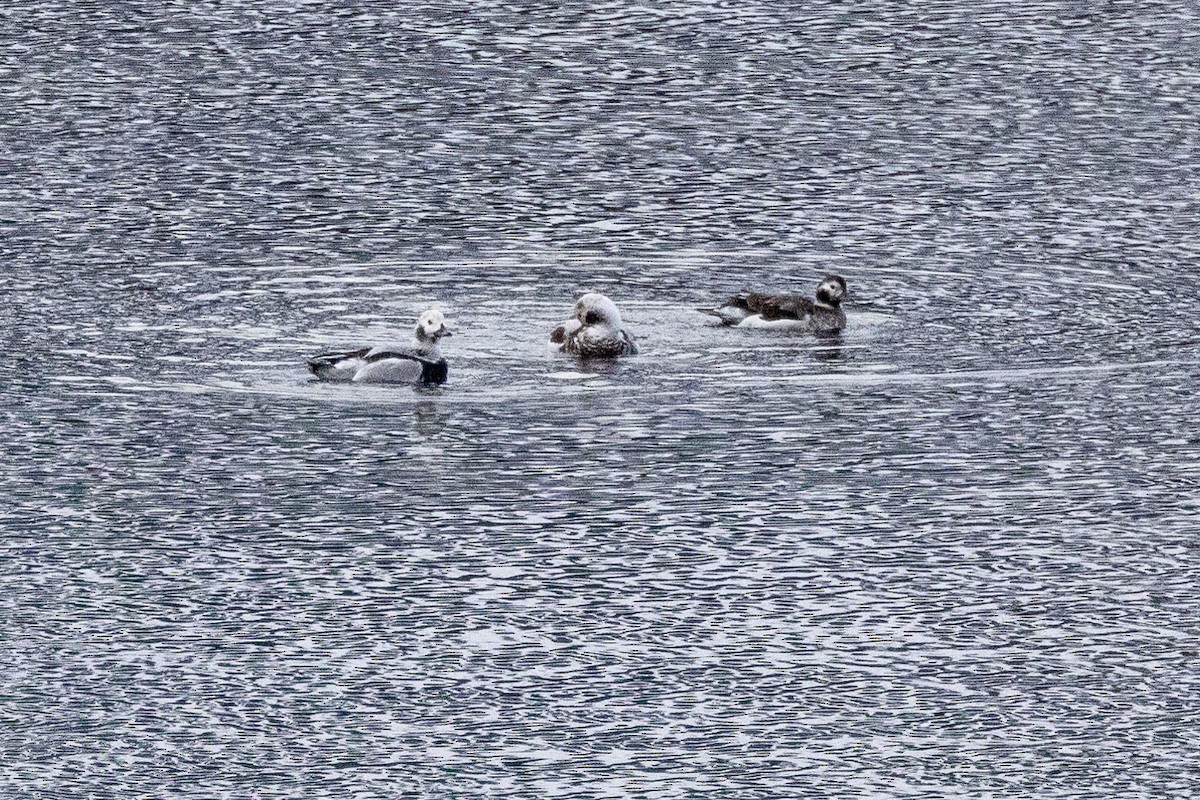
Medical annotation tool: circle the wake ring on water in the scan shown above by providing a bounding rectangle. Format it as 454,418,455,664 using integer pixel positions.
747,358,1200,387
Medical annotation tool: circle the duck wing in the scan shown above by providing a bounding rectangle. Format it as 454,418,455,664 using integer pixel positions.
756,294,817,321
698,293,758,325
355,348,447,384
307,347,371,380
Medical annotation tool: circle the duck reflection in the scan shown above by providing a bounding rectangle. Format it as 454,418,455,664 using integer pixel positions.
811,332,847,362
413,399,450,438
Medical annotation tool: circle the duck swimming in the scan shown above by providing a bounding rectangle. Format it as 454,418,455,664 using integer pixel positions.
307,308,451,384
698,274,847,333
550,293,638,358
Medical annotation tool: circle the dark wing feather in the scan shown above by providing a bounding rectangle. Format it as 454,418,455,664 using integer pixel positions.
757,294,816,321
362,350,448,384
365,348,439,365
307,347,370,374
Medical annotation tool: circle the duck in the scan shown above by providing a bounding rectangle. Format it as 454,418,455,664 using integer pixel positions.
698,274,847,333
307,308,451,384
549,293,638,358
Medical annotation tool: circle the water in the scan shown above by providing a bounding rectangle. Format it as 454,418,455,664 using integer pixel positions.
4,1,1200,797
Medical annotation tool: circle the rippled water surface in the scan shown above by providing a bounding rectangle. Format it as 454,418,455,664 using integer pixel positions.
4,1,1200,797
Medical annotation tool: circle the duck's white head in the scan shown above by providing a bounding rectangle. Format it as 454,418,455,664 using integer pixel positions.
575,293,623,328
415,309,452,343
815,275,847,308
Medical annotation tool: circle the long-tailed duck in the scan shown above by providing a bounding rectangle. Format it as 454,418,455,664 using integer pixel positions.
550,293,638,358
698,274,847,332
307,308,451,385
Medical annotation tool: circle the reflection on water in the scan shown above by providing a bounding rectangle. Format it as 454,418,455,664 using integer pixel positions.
809,333,847,362
4,0,1200,797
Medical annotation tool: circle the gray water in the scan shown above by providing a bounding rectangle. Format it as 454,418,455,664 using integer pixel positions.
4,1,1200,797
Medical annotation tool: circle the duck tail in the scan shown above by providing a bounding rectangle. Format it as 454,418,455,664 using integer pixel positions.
696,306,747,326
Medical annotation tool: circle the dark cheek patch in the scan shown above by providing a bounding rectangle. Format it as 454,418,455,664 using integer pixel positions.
584,310,603,325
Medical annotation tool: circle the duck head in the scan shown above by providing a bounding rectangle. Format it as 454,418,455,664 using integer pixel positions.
415,309,452,343
815,275,847,308
575,293,623,328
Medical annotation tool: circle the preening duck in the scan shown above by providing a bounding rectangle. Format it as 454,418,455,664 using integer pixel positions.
699,274,848,333
307,309,451,385
550,293,638,358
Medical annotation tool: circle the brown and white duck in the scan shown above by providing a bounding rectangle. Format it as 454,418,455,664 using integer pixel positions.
699,275,848,333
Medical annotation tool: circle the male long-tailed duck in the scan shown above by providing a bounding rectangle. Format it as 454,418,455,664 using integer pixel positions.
550,293,638,358
699,274,847,333
307,309,451,385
